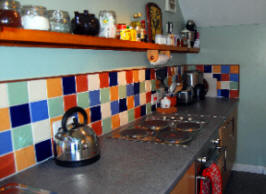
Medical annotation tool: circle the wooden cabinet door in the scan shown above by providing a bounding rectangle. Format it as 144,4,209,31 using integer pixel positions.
171,162,195,194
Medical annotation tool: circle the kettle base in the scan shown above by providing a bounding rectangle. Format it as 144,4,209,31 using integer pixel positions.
55,154,100,167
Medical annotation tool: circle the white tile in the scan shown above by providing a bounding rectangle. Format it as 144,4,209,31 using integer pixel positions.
88,74,100,91
32,119,51,144
0,83,9,108
140,93,146,105
139,70,145,82
119,111,128,126
221,81,230,90
118,71,126,86
101,102,111,119
203,73,213,78
28,79,47,102
145,80,151,92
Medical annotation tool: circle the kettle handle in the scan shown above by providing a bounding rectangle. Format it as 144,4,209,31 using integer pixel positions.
62,106,88,132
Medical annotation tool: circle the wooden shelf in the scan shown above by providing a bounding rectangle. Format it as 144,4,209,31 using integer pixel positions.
0,27,200,53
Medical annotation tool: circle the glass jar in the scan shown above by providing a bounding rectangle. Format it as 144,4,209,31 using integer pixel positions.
21,5,50,31
48,10,71,33
98,10,116,38
0,0,21,27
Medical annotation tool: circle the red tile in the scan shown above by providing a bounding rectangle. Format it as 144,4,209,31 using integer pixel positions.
167,67,172,76
126,70,133,84
91,121,102,136
150,69,155,80
76,75,88,93
196,65,204,72
230,90,239,98
221,74,230,81
64,94,77,111
0,153,16,179
99,72,109,88
146,92,151,103
134,107,141,119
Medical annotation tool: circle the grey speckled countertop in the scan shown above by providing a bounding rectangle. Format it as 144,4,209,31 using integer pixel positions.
0,98,238,194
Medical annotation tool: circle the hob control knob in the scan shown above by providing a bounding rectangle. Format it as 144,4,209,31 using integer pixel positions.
197,156,207,163
179,116,184,120
211,138,220,145
188,117,192,121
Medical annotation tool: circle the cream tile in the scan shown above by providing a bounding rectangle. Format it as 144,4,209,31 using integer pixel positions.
119,111,128,126
140,93,146,105
101,102,111,119
28,79,47,102
88,74,100,91
139,70,145,82
145,80,151,92
32,119,51,144
0,83,9,108
221,81,230,90
118,71,126,86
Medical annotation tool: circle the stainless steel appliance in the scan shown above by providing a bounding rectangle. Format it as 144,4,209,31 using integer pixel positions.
176,86,194,105
54,106,100,167
183,70,203,88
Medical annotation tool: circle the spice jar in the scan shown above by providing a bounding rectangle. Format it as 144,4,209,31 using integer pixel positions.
0,0,22,27
21,5,50,31
48,10,71,33
98,10,116,38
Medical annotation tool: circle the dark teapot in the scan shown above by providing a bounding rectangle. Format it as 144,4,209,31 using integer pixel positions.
71,10,100,36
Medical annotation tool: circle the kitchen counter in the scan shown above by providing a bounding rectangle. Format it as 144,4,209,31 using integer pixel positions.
0,98,238,194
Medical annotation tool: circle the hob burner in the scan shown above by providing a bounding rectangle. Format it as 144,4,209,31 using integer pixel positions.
120,129,151,139
135,120,169,131
156,130,192,144
175,122,201,132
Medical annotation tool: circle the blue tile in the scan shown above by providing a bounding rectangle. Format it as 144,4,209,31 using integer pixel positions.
134,83,140,95
0,130,13,155
221,65,230,74
213,74,221,81
119,98,127,112
217,89,222,97
126,84,134,96
109,72,118,86
90,106,101,122
178,66,181,75
134,94,140,107
30,100,49,122
221,89,229,98
204,65,212,73
145,69,151,80
111,101,119,115
10,104,31,128
63,76,76,95
89,90,100,106
140,105,146,116
230,74,239,82
35,139,52,162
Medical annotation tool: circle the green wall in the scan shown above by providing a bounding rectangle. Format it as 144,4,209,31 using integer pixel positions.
187,24,266,167
0,0,186,81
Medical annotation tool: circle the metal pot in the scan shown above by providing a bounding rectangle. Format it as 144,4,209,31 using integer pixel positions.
183,70,203,88
176,87,194,105
54,106,100,167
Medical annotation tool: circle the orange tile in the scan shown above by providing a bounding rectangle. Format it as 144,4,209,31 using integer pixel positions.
85,108,91,124
91,121,102,136
126,70,133,84
15,145,36,171
127,96,134,110
133,70,139,83
64,94,77,111
112,114,120,129
76,75,88,93
217,81,221,89
0,108,10,132
110,86,118,101
77,108,90,125
212,65,221,73
0,153,15,179
46,78,63,98
50,116,63,137
230,65,239,74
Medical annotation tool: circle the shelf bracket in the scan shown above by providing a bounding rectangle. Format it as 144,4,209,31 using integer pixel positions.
147,50,171,63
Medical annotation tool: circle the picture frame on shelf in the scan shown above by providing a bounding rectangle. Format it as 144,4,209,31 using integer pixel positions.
165,0,176,13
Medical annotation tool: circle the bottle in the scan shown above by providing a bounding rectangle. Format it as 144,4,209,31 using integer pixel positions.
193,32,200,48
140,20,147,42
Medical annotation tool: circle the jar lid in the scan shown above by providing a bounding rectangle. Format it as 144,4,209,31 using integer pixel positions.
47,10,70,21
0,0,20,10
21,5,47,16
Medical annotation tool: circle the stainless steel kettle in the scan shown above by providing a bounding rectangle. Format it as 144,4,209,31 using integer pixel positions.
54,106,100,167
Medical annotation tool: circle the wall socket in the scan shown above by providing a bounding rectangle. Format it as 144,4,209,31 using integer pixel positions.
52,116,75,138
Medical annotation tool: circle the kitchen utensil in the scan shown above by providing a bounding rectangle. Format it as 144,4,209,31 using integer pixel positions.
194,83,207,100
54,106,100,167
168,81,177,94
177,86,194,105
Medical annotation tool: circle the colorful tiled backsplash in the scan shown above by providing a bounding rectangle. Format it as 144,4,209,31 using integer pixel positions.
0,64,239,180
